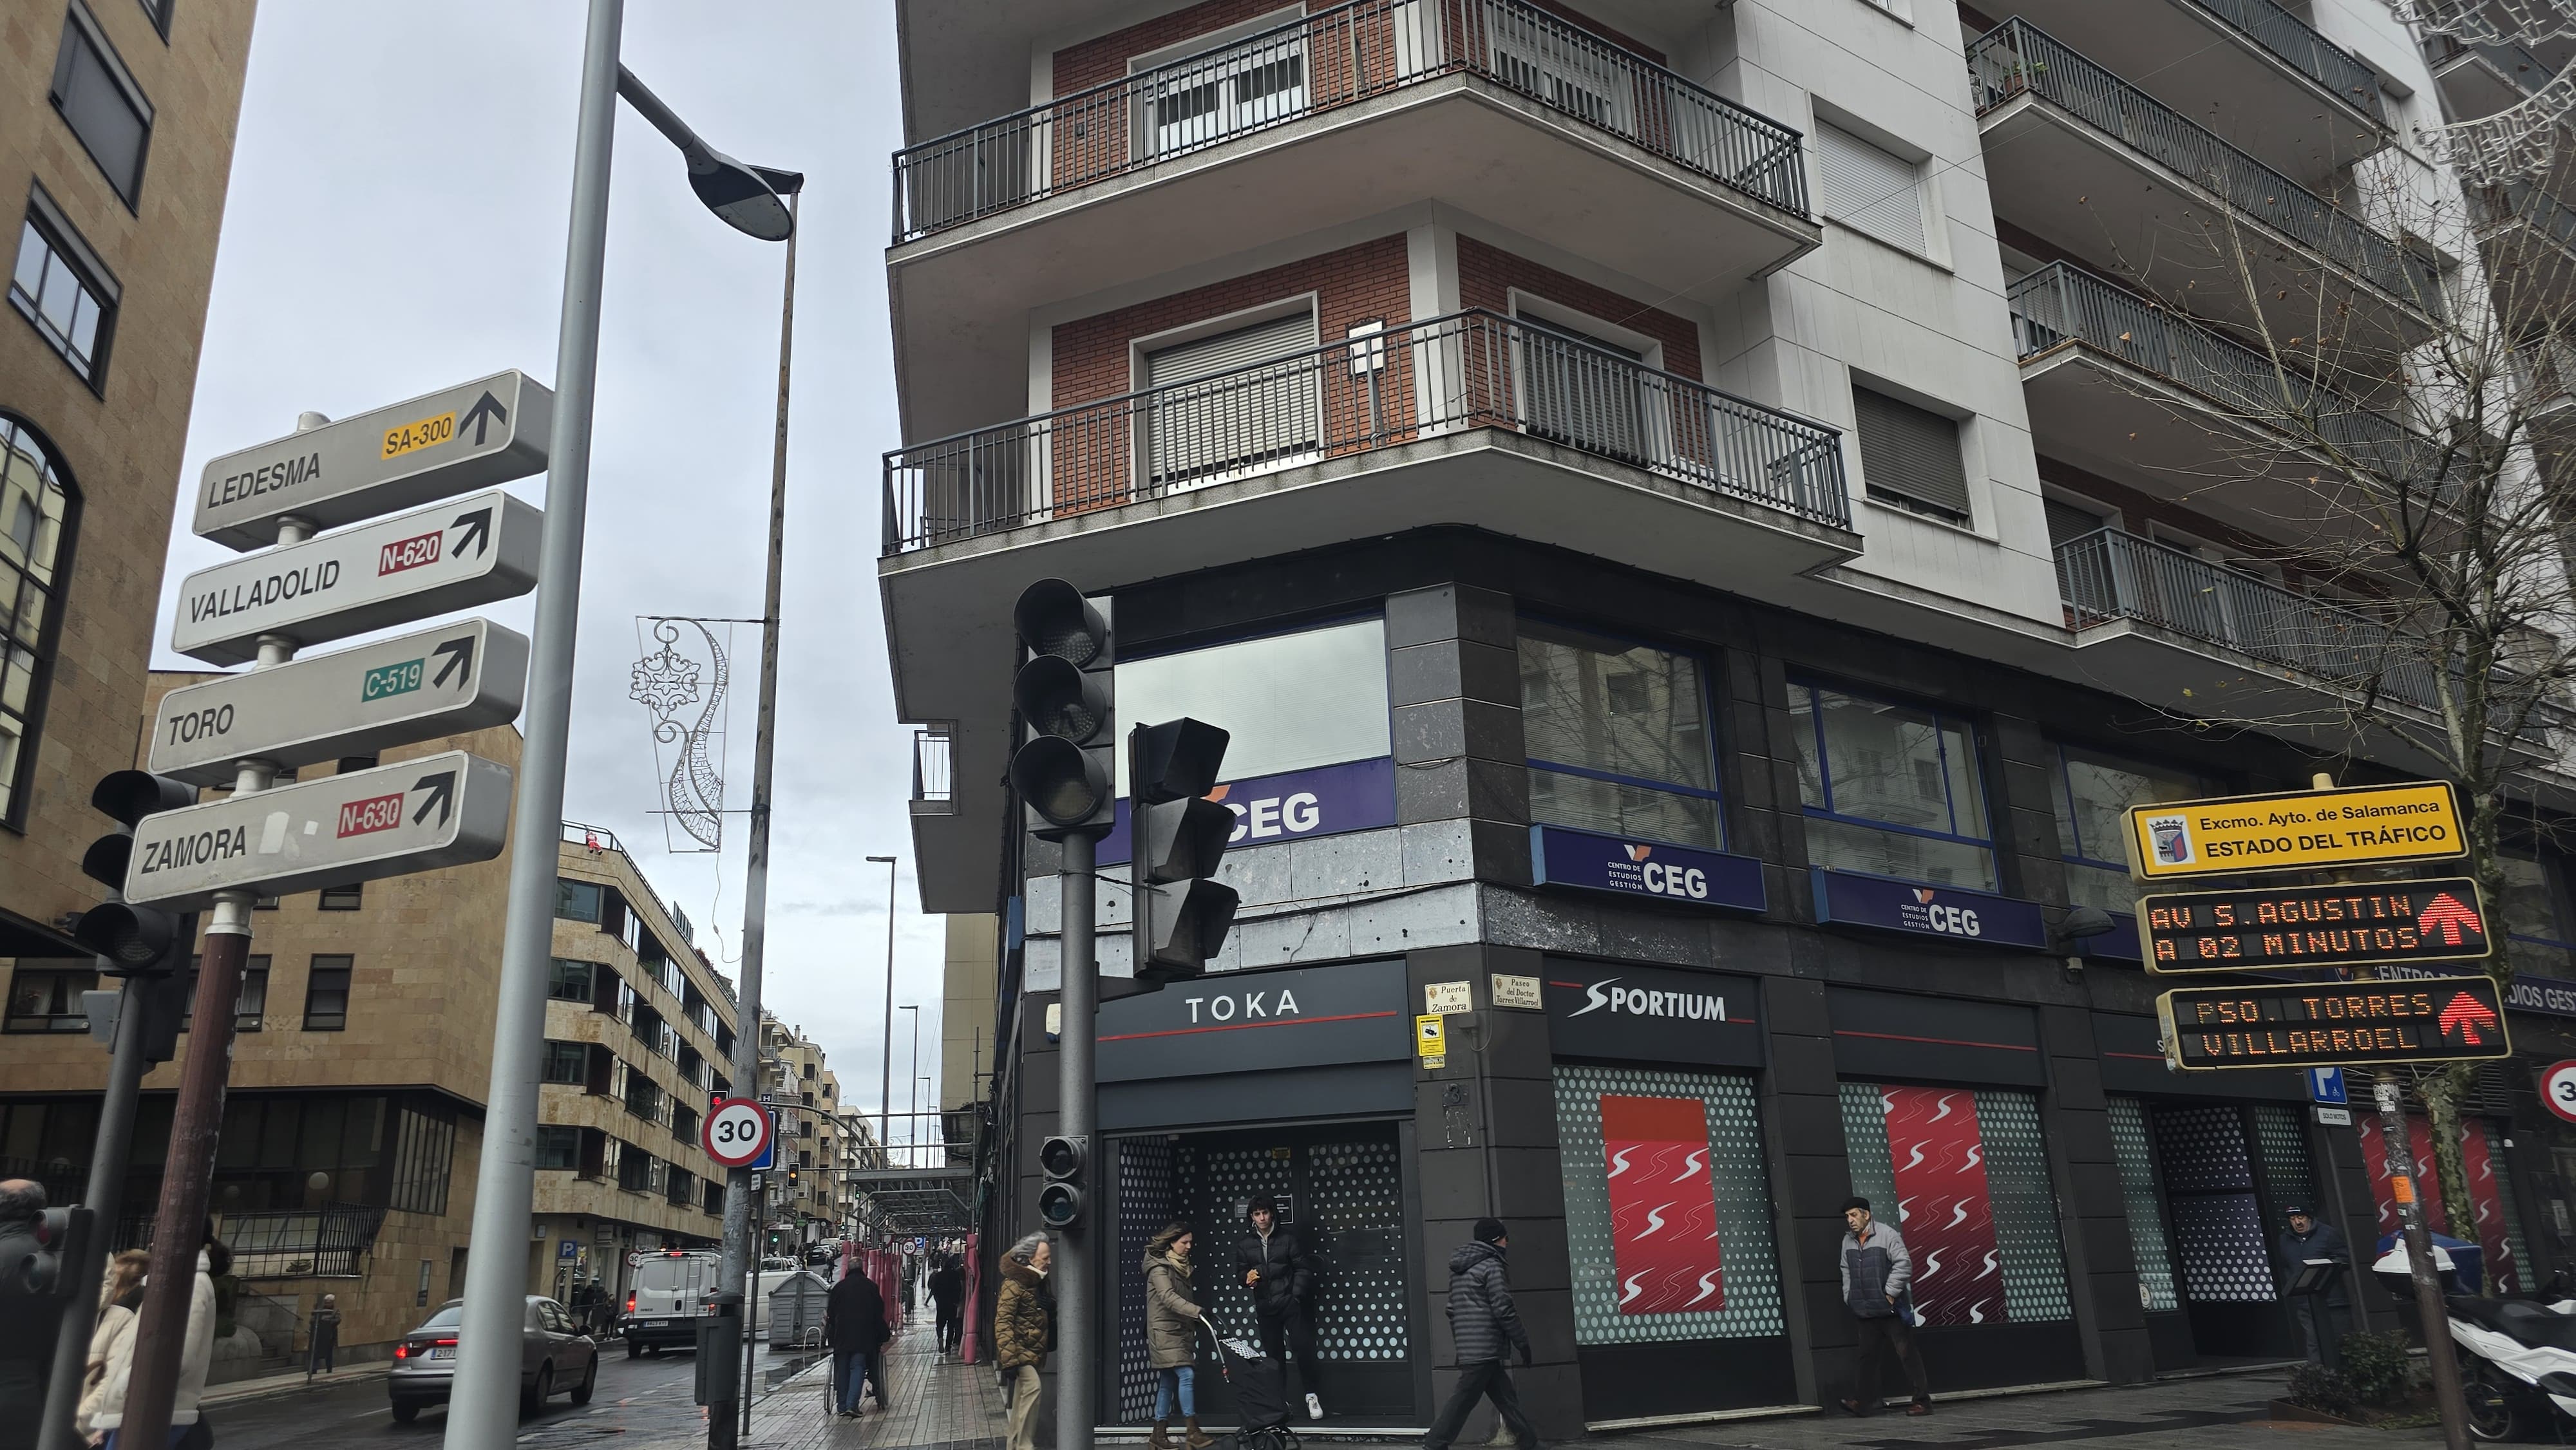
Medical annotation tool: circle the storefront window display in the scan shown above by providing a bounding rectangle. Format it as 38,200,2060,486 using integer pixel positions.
1791,684,1996,890
2105,1098,2180,1312
2357,1111,2531,1292
1837,1084,2071,1324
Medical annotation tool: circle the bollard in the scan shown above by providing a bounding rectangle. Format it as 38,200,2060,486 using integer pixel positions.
696,1291,744,1413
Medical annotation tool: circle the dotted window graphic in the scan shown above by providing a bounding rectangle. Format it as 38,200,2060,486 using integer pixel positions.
1557,1065,1784,1344
2152,1105,2275,1303
1176,1144,1294,1342
1973,1090,2074,1323
1117,1138,1180,1424
1301,1139,1409,1361
2250,1106,2318,1214
1837,1083,1897,1216
2105,1097,2180,1312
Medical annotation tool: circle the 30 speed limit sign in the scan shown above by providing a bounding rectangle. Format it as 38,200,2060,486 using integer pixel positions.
2544,1062,2576,1125
702,1097,773,1168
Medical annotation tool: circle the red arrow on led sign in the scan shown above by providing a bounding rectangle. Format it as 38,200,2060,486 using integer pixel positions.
2440,991,2502,1046
2416,892,2485,946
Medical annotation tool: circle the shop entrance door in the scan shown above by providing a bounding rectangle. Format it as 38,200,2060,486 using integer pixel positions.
1112,1121,1420,1426
2108,1098,2313,1366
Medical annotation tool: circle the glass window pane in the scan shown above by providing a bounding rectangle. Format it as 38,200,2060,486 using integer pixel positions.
12,223,45,297
1112,618,1390,791
1528,767,1718,847
1804,813,1996,890
2500,854,2567,943
1520,623,1712,791
1798,687,1976,836
35,257,77,339
68,289,97,364
2054,748,2202,869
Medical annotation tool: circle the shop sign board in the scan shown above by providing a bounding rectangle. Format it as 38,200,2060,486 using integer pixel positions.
1808,868,2047,949
2125,782,2464,880
2137,878,2492,973
1096,958,1408,1082
1543,961,1763,1069
1530,825,1765,912
1098,757,1396,865
2157,977,2511,1070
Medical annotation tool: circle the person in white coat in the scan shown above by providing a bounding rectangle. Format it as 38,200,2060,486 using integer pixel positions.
85,1243,219,1450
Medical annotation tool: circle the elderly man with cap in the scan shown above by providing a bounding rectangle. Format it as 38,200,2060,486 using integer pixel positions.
2275,1203,2351,1368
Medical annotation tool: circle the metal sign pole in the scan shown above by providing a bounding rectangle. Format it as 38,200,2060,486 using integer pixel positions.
2375,1078,2470,1450
1059,831,1099,1450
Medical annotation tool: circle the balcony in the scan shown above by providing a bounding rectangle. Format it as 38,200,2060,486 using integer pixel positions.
2471,181,2576,324
2007,261,2442,542
2427,33,2557,121
886,0,1819,442
1970,19,2441,357
1975,0,2388,179
880,308,1855,912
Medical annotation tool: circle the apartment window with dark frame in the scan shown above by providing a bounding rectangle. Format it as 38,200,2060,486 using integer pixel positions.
1519,619,1724,850
50,6,154,208
555,878,604,923
0,413,76,831
1853,386,1971,525
388,1104,456,1216
2047,743,2212,916
136,0,173,38
4,965,95,1033
177,954,269,1033
317,883,363,911
541,1040,587,1085
547,957,597,1003
535,1125,581,1171
303,955,354,1031
1790,681,1997,890
10,190,117,386
2500,851,2576,975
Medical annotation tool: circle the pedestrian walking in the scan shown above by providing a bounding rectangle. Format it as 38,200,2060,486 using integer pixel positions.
997,1234,1055,1450
827,1254,891,1418
1143,1224,1216,1450
88,1226,222,1450
2275,1205,2351,1370
1423,1219,1541,1450
77,1253,149,1443
305,1294,341,1377
931,1254,966,1357
1236,1196,1323,1420
0,1180,63,1450
1837,1197,1930,1418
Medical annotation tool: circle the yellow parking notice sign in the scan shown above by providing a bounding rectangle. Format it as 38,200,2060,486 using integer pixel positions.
2126,782,2464,880
1416,1013,1447,1069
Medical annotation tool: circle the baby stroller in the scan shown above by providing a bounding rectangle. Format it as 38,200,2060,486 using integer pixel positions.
1202,1317,1299,1450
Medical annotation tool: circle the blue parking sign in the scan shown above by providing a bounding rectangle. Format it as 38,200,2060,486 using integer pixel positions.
2308,1068,2348,1106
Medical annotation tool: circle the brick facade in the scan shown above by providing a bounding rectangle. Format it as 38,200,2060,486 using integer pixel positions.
1457,234,1702,379
1049,0,1662,97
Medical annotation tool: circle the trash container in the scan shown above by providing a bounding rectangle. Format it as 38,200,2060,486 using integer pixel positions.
768,1269,829,1350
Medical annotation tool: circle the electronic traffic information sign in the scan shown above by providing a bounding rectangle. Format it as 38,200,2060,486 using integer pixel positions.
2138,878,2491,973
2157,977,2511,1069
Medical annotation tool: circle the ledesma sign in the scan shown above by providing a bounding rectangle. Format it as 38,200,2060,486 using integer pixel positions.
2125,782,2464,880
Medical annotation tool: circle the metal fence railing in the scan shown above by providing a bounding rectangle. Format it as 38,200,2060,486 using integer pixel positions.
2006,260,2443,482
2054,528,2443,710
891,0,1809,243
1969,19,2439,314
882,308,1850,554
911,727,955,815
222,1202,388,1279
2194,0,2388,122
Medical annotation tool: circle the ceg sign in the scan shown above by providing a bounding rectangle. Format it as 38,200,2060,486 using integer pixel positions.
1098,757,1395,865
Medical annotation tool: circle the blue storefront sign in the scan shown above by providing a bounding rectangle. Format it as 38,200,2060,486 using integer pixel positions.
1808,867,2049,950
1099,757,1396,865
1528,825,1766,912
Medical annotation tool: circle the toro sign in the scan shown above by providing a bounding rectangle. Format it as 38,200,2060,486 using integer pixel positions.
703,1097,773,1169
2126,782,2464,880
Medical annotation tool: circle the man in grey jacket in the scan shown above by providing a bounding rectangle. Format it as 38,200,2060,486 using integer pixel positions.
1838,1197,1930,1417
1423,1219,1541,1450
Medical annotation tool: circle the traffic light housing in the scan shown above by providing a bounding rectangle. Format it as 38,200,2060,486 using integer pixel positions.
1130,719,1240,983
72,771,196,975
1037,1133,1086,1229
1009,580,1115,839
80,954,194,1066
19,1205,94,1299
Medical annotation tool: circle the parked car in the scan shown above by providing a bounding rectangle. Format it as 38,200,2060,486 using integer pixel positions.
388,1295,599,1423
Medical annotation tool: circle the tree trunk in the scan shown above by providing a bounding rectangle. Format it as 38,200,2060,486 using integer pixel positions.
2418,1064,2481,1290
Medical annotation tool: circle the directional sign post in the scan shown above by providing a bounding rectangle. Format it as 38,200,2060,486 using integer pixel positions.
120,750,514,910
148,619,529,786
2126,782,2465,880
193,371,553,549
171,490,543,665
2137,878,2492,973
2157,977,2512,1070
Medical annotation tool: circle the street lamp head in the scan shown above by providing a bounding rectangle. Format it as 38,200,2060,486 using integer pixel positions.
687,149,796,241
867,855,896,863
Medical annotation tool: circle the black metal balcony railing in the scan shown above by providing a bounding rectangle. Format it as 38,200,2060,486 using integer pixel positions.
2195,0,2389,122
2007,261,2440,480
911,727,955,815
882,308,1850,553
890,0,1809,243
1969,19,2441,313
2054,528,2443,710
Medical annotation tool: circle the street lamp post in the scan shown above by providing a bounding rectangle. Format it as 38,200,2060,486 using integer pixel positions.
900,1003,920,1167
446,8,798,1447
869,854,897,1171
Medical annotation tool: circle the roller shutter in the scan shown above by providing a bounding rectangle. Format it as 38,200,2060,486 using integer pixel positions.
1142,310,1319,487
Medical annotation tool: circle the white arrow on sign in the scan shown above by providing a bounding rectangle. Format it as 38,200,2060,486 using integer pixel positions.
122,749,513,910
194,371,554,550
171,489,542,666
149,618,531,786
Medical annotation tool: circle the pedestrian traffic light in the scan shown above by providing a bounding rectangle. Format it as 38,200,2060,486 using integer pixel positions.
1130,719,1239,983
18,1205,95,1299
1037,1134,1086,1229
71,771,196,974
1009,579,1115,839
80,955,194,1066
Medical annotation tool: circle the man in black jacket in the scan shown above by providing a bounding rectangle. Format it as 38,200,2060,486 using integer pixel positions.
2276,1205,2351,1370
1238,1197,1323,1420
827,1263,891,1417
1423,1219,1540,1450
0,1180,59,1450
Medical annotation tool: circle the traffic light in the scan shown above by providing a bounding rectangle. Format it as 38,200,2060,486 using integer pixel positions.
1130,719,1239,983
80,956,194,1066
1037,1134,1086,1229
71,771,196,975
18,1205,95,1298
1009,579,1115,839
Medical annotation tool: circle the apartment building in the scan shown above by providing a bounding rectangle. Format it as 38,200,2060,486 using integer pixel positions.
536,824,741,1306
884,0,2576,1433
758,1013,850,1246
0,3,252,961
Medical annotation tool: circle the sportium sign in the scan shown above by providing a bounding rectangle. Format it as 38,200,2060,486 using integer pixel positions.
2158,977,2512,1069
2138,878,2492,972
2125,782,2464,880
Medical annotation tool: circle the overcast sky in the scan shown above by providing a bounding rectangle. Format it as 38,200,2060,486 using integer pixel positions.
149,5,952,1136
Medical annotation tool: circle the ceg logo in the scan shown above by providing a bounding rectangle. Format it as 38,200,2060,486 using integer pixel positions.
1611,843,1709,900
1904,887,1983,937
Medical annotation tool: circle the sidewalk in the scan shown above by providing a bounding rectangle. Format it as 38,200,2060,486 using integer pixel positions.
200,1359,391,1408
722,1324,1007,1450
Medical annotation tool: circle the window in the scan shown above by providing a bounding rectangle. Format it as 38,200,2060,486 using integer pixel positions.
555,879,603,923
1841,1083,2072,1323
1140,309,1320,490
417,1259,432,1308
1520,621,1720,848
618,1148,657,1194
1791,682,1995,889
0,415,73,827
1114,617,1390,793
1142,20,1308,159
5,966,94,1033
137,0,171,38
303,956,353,1031
547,958,596,1003
625,1073,665,1125
317,883,363,911
541,1040,587,1085
704,1180,724,1215
1815,120,1925,253
667,1166,696,1208
535,1125,581,1171
178,955,269,1032
388,1104,455,1216
672,1102,699,1145
10,191,115,384
50,7,153,207
1853,387,1970,524
2048,744,2208,915
2499,852,2576,974
1518,312,1649,465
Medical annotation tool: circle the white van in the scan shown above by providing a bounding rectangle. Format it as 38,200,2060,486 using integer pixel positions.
622,1249,721,1356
